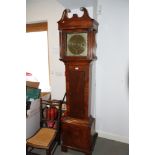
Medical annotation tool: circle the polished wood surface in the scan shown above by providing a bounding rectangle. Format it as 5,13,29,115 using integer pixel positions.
58,7,98,61
26,22,48,32
65,62,90,119
58,7,98,155
61,117,98,155
57,7,98,31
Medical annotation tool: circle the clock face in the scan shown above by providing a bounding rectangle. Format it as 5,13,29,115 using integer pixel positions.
66,33,87,56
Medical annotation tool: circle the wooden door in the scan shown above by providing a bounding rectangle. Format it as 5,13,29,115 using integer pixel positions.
66,63,89,119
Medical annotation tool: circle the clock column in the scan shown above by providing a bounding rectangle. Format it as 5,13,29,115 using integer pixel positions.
58,7,99,155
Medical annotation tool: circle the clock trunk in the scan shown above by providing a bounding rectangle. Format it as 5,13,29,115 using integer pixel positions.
58,7,98,155
65,62,90,119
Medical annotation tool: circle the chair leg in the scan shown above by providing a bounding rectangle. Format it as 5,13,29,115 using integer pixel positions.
61,145,68,152
26,145,32,155
57,135,61,145
46,149,50,155
26,145,29,155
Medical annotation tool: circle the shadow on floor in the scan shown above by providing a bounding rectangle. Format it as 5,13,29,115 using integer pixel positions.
31,137,129,155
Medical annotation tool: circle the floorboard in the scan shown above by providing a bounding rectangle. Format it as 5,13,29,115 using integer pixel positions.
31,137,129,155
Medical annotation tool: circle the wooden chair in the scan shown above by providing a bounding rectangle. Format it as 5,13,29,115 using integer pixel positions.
26,93,66,155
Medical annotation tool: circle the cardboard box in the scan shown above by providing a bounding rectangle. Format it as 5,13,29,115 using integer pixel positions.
26,81,40,88
41,92,51,100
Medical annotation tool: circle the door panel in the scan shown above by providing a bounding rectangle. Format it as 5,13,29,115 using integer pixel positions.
69,69,85,118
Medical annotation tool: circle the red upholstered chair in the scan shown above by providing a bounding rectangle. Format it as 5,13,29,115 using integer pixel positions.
26,93,66,155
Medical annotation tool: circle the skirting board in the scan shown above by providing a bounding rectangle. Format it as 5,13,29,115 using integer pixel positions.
97,130,129,144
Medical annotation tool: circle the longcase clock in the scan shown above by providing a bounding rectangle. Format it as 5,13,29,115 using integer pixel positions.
58,7,99,155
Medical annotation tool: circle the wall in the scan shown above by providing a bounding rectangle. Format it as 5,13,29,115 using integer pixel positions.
96,0,129,143
26,0,66,99
26,0,94,100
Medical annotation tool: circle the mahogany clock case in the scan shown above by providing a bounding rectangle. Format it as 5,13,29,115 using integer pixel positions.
59,30,97,61
58,7,99,155
58,7,98,62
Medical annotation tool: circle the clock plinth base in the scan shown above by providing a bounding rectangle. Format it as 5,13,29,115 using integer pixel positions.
61,116,98,155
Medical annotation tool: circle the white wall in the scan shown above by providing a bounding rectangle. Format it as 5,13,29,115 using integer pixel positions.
96,0,129,143
26,0,94,100
26,0,66,99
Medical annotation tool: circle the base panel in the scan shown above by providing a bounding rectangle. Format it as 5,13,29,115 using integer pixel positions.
61,117,98,154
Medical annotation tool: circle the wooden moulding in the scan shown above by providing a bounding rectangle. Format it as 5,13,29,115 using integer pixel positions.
26,22,48,32
61,116,98,154
57,7,98,31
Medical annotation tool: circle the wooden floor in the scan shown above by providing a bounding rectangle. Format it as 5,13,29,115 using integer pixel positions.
30,137,129,155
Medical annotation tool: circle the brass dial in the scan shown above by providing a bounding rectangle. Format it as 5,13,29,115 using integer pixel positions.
66,33,87,56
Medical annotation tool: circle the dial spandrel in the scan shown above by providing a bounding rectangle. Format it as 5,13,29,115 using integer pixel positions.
66,33,87,56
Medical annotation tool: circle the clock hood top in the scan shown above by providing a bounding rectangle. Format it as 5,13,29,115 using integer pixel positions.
57,7,98,32
57,7,98,61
